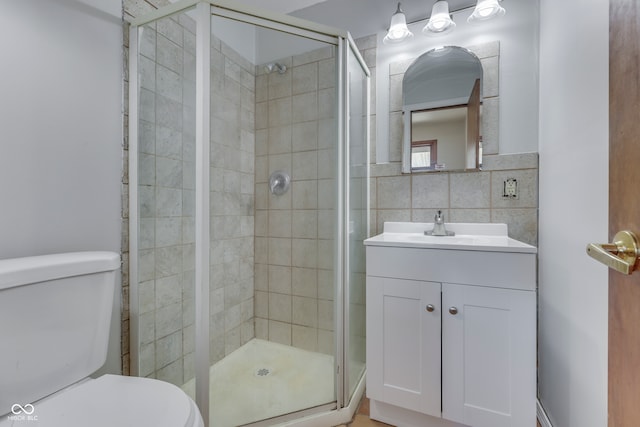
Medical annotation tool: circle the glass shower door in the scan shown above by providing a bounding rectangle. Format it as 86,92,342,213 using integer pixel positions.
207,9,340,426
132,8,197,391
345,42,369,402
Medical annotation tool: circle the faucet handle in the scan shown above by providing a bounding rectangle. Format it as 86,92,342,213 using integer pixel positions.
435,210,444,223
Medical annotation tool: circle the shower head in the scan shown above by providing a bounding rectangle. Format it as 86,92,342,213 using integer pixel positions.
264,62,287,74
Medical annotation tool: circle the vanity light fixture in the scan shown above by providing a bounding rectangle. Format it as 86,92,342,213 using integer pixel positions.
423,1,456,35
468,0,505,23
383,0,506,43
383,3,414,44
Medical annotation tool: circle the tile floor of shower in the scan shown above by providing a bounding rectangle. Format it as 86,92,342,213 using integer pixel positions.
182,339,364,427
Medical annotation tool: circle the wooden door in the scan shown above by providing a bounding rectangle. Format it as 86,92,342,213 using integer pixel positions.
608,1,640,425
466,78,481,169
442,283,537,427
366,276,442,417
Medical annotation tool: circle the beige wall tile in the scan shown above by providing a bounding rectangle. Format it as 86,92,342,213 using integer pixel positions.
292,151,318,181
492,208,538,246
293,296,318,327
318,299,334,331
376,209,411,234
292,122,318,152
293,180,318,209
481,56,500,98
255,318,268,340
450,172,491,208
292,92,318,123
269,293,292,323
318,329,334,355
292,325,318,352
317,239,334,270
292,62,318,95
412,173,449,208
292,238,318,269
482,152,538,171
268,210,292,238
292,267,317,298
269,320,292,345
389,74,403,112
268,69,291,100
318,58,336,90
292,210,318,239
268,98,292,127
449,209,491,223
268,125,292,155
268,265,292,294
255,291,269,318
377,176,411,209
268,237,291,266
481,97,499,155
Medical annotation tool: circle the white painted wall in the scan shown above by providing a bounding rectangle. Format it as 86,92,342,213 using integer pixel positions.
0,0,123,375
376,0,539,162
538,0,609,426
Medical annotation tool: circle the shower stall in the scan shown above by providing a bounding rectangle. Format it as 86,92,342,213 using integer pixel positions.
127,1,369,426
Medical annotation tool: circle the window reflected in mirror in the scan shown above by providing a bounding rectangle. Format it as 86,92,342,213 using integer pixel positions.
411,139,437,171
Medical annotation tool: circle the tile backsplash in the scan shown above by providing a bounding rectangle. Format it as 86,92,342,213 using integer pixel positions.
370,153,539,246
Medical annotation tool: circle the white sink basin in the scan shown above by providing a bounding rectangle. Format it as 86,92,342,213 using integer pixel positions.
364,222,536,253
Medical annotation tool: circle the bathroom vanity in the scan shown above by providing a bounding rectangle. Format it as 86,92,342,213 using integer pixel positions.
364,222,537,427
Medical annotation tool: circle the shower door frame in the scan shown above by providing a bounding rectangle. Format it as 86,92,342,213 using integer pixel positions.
128,1,370,425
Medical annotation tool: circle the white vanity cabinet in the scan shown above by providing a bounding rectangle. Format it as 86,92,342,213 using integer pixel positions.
365,222,537,427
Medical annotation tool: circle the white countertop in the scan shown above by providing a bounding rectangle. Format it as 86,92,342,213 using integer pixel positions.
364,222,537,254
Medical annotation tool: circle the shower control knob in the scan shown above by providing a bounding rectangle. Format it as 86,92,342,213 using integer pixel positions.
449,307,458,315
426,304,435,312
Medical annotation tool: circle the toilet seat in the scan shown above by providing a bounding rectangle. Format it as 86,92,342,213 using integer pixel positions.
29,375,203,427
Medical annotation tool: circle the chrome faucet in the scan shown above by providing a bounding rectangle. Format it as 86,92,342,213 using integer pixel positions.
425,210,455,236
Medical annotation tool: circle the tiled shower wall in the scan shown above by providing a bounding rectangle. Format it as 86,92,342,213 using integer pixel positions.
135,13,197,385
254,47,337,355
123,0,173,380
208,35,256,364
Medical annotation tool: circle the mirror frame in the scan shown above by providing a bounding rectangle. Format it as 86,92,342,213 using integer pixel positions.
400,44,495,174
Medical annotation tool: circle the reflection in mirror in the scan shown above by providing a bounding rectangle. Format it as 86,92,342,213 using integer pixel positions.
402,46,483,173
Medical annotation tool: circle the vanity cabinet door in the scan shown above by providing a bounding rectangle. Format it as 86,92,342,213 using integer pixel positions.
366,276,442,417
442,283,537,427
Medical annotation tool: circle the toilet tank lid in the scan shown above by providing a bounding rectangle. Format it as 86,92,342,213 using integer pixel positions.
0,251,120,290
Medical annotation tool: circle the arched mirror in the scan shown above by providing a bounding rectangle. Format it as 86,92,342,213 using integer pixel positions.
401,46,483,173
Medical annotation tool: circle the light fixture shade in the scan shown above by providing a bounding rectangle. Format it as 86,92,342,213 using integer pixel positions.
467,0,505,23
383,3,414,44
423,1,456,35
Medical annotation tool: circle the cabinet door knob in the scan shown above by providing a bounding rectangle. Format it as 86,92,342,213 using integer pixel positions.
426,304,435,312
449,307,459,315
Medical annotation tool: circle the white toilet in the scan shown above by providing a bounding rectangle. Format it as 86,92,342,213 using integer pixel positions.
0,251,204,427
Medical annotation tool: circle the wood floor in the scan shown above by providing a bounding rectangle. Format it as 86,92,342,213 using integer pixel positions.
338,398,542,427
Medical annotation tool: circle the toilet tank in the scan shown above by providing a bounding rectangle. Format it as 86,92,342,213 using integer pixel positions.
0,251,120,416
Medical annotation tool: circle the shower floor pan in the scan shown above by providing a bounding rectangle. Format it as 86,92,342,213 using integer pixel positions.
182,339,335,427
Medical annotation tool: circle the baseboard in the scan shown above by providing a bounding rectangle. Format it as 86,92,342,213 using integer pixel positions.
537,399,553,427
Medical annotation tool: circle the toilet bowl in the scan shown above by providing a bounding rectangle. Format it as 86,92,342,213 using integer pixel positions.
0,252,204,427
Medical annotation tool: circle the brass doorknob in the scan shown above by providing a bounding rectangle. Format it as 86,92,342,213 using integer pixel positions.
586,230,640,275
426,304,435,312
449,307,458,315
